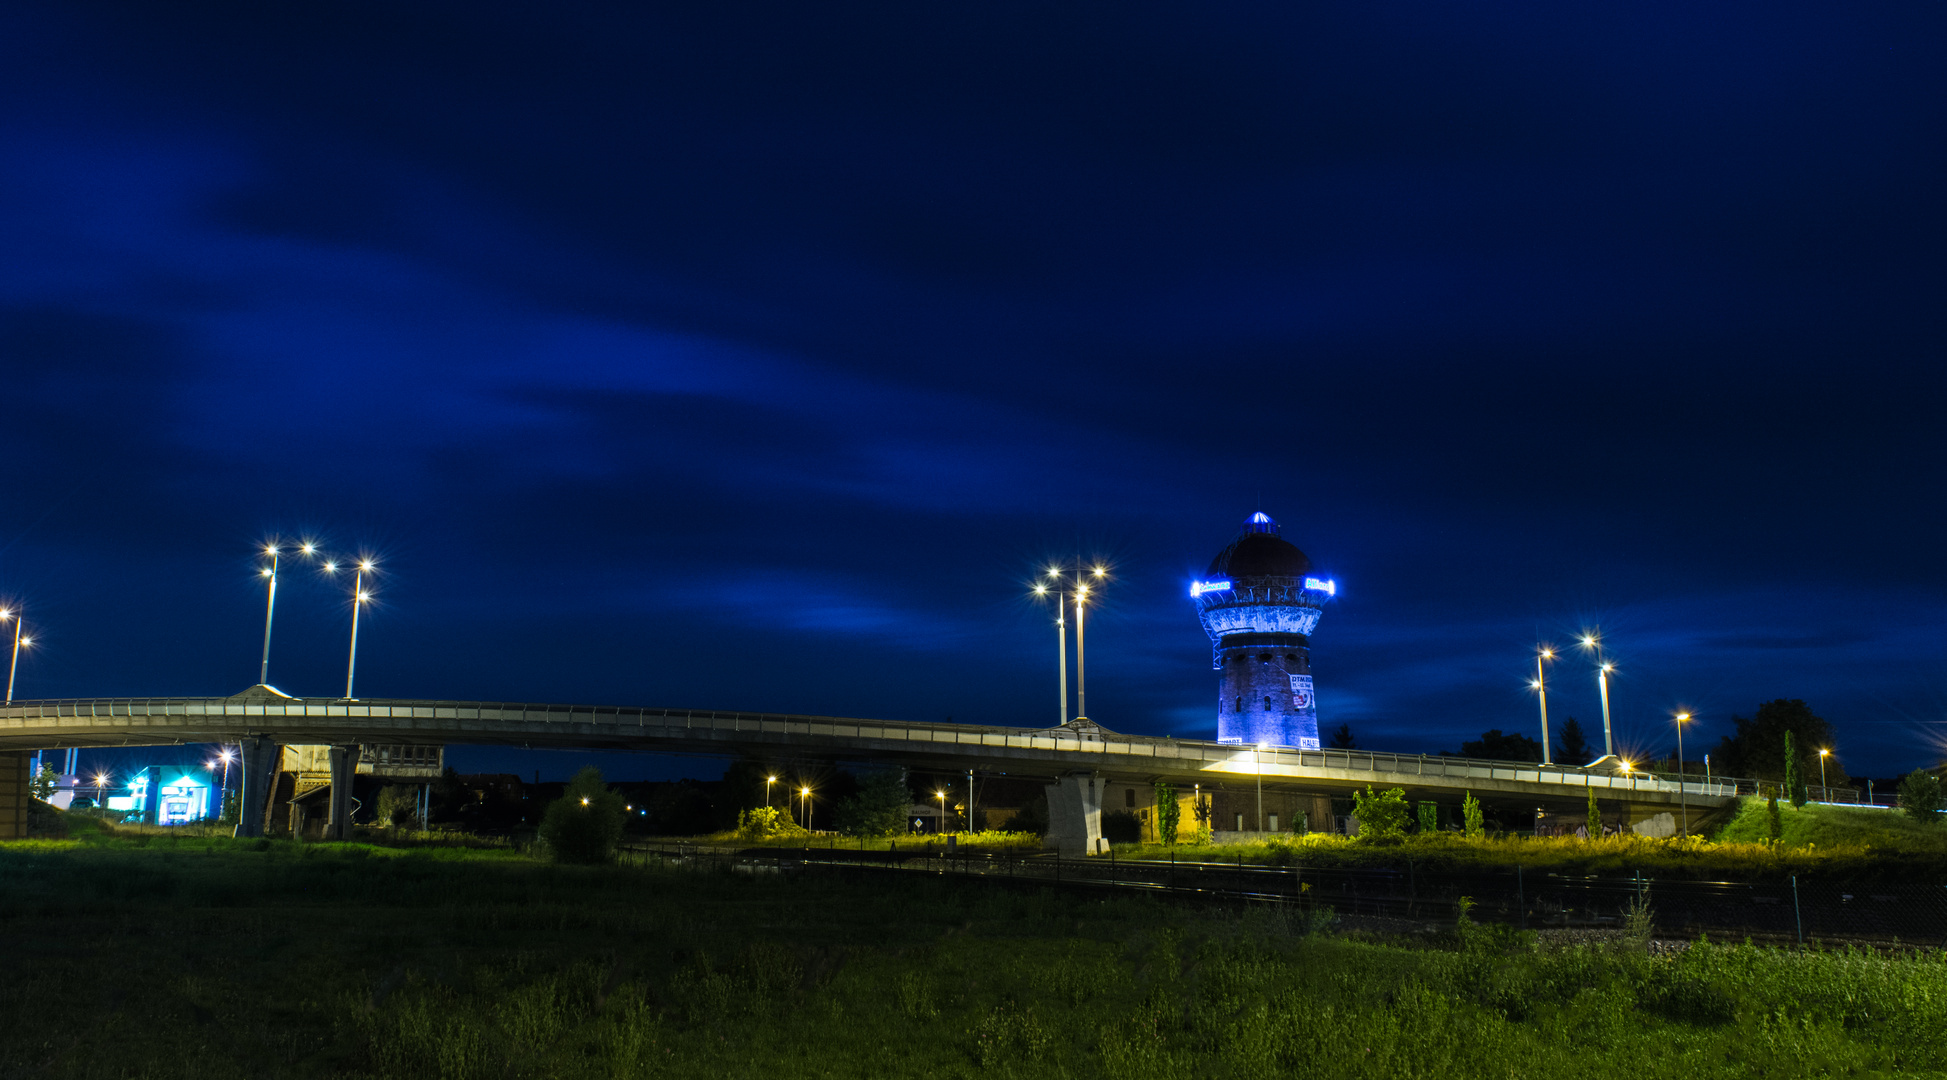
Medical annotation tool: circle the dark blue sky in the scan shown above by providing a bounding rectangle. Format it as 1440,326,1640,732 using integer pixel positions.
4,2,1943,782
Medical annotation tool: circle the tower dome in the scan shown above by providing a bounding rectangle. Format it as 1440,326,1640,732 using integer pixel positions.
1191,512,1334,749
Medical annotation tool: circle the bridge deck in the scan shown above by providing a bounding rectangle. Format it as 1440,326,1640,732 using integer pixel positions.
0,695,1737,807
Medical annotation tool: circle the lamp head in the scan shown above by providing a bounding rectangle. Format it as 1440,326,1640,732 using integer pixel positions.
1093,565,1106,577
1540,648,1553,659
1820,748,1830,757
1676,712,1690,722
1601,663,1614,673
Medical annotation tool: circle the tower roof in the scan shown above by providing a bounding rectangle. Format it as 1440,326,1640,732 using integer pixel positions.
1206,513,1312,579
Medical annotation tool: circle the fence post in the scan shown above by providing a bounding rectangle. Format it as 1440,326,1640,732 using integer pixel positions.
1792,874,1803,946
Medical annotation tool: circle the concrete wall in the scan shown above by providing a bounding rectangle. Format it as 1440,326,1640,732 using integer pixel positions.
0,750,26,839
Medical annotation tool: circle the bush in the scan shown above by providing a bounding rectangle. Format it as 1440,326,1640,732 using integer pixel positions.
1900,770,1943,824
1463,792,1484,838
537,767,627,864
1416,800,1438,834
375,785,419,829
1351,785,1409,841
735,805,806,842
1586,787,1601,838
1153,781,1180,844
1102,810,1142,845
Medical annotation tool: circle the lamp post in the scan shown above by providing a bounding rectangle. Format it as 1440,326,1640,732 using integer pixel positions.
1034,575,1068,724
323,558,376,700
1580,633,1615,757
1256,741,1267,833
256,541,318,686
800,786,812,831
0,608,31,704
93,772,109,811
766,775,777,811
1818,749,1830,801
1674,712,1690,838
936,789,947,835
1533,647,1555,764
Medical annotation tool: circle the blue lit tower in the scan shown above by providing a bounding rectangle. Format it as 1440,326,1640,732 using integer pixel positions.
1192,512,1336,748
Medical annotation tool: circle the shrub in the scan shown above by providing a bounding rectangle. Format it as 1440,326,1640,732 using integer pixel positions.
735,805,805,842
1102,810,1142,845
1767,796,1783,840
1416,800,1439,834
1586,787,1601,838
375,786,418,829
1463,792,1484,838
537,767,627,864
1784,730,1806,808
1900,770,1943,824
1351,785,1409,841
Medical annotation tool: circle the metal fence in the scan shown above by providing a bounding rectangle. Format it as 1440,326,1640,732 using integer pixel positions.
621,840,1947,947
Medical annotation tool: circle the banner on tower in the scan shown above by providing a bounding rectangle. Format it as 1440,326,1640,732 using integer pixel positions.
1289,674,1314,711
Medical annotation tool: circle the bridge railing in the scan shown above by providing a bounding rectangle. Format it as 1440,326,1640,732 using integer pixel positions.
0,695,1815,800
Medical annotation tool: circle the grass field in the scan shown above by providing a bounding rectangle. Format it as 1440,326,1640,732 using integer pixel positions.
6,831,1947,1079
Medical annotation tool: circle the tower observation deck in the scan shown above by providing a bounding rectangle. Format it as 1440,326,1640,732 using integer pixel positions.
1192,512,1334,748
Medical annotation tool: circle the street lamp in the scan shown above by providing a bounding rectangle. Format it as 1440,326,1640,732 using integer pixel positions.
323,558,377,700
800,786,812,831
1674,712,1691,838
1533,646,1555,764
1033,575,1068,725
1818,749,1830,800
0,608,31,704
936,790,947,835
256,541,318,686
1579,632,1616,758
1041,563,1109,723
93,772,109,810
766,775,777,810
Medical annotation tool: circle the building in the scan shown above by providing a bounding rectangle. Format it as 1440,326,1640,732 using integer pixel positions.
1192,512,1334,748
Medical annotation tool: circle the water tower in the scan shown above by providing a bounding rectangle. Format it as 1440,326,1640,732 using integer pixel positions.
1191,512,1335,748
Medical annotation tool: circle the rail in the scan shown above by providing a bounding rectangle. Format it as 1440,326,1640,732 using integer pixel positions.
0,695,1864,801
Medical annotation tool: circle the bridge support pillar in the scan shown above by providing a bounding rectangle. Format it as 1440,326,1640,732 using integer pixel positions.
326,744,361,841
233,736,280,839
0,750,28,839
1044,772,1106,857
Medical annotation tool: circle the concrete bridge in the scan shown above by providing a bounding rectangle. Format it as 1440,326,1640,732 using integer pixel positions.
0,685,1740,850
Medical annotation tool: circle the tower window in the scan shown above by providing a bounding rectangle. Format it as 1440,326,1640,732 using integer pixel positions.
1258,653,1272,663
1264,696,1273,710
1234,697,1242,713
1284,654,1298,662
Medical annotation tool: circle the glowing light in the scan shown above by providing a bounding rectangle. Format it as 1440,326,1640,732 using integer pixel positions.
19,638,31,647
1092,566,1106,577
1580,635,1597,647
767,776,777,782
260,569,274,578
1303,577,1336,595
1601,663,1614,673
0,610,11,620
356,592,371,603
300,543,315,555
581,797,589,805
1190,579,1232,597
323,562,337,573
1033,584,1046,594
264,545,278,556
800,787,810,796
1250,512,1272,523
1676,712,1690,722
359,561,374,571
1620,761,1633,772
1540,648,1553,659
1530,680,1541,690
220,749,235,762
1819,748,1830,757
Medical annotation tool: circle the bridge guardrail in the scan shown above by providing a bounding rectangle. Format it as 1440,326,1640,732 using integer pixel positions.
0,695,1840,800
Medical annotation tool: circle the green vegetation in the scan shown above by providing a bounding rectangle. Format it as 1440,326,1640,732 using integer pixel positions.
1463,791,1484,838
1416,799,1438,834
1899,769,1943,824
833,769,910,837
537,767,627,863
1350,785,1408,840
6,835,1947,1079
1105,799,1947,879
1153,780,1180,844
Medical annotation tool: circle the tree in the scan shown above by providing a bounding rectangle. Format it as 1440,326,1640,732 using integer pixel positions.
1766,796,1783,840
1152,781,1180,844
1899,770,1943,824
538,767,627,864
1557,718,1593,763
834,769,911,838
1585,786,1601,838
375,786,418,829
1457,730,1542,763
1784,730,1804,808
1327,723,1358,750
1416,801,1438,834
28,764,56,801
1710,700,1846,787
1351,786,1409,841
1462,792,1484,838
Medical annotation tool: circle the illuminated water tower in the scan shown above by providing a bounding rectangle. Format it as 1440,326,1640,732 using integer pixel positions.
1191,512,1335,748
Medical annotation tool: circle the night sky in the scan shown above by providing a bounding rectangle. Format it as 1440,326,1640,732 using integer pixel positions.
4,3,1943,784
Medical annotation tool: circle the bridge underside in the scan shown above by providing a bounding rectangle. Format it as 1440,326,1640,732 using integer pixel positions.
0,691,1736,844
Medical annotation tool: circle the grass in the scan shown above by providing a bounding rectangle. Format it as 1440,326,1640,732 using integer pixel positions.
7,834,1947,1078
1102,799,1947,879
694,829,1045,852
